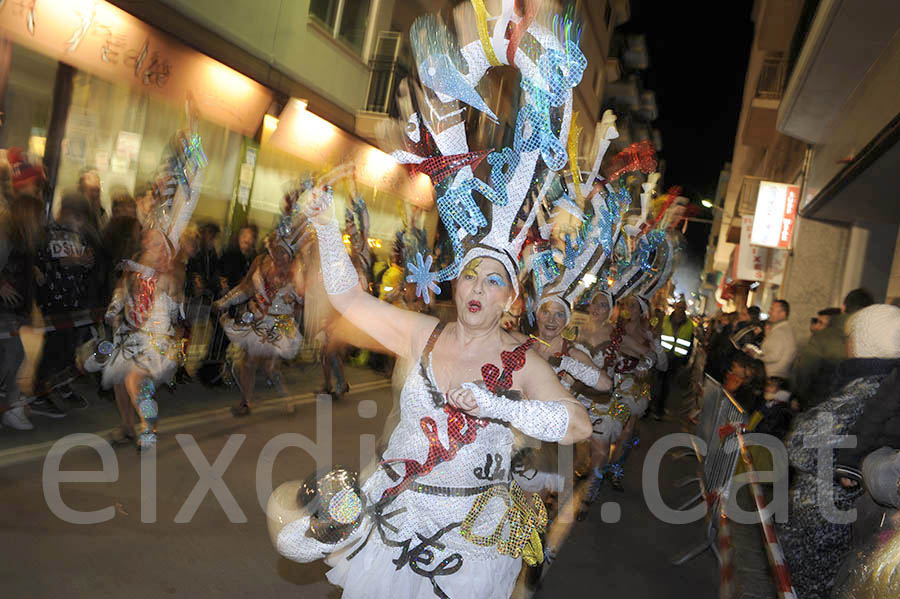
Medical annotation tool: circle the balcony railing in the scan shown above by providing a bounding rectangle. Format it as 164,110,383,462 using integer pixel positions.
735,176,766,216
756,54,787,101
364,31,404,114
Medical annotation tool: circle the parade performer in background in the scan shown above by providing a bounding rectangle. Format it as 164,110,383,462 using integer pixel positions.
84,104,206,450
214,178,318,416
268,4,595,597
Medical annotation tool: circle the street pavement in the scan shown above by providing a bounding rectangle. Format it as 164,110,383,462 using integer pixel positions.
0,362,720,598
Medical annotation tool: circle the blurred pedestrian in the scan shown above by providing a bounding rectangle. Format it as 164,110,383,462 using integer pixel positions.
812,307,840,333
78,168,106,230
110,189,137,220
748,299,796,379
32,192,99,417
220,224,257,291
791,288,874,411
5,147,45,199
655,298,694,420
0,194,46,430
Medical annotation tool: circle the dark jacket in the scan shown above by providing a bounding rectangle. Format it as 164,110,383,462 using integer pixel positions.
754,400,793,440
791,312,850,410
186,246,220,298
836,365,900,471
36,222,99,314
219,247,256,291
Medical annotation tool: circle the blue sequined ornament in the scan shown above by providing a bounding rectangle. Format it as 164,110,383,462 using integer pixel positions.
138,398,158,419
406,252,441,305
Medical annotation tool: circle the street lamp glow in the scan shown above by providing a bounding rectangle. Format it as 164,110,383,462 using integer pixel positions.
701,199,713,209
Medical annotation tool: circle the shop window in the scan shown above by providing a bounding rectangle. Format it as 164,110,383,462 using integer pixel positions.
309,0,371,54
53,70,241,225
0,43,57,156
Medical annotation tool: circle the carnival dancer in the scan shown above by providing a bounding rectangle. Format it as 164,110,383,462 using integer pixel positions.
267,5,599,597
85,108,206,450
215,186,313,416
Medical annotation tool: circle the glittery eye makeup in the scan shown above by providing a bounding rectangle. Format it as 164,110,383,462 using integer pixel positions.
487,273,507,287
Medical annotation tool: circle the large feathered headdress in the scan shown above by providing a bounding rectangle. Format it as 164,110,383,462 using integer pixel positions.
388,2,588,303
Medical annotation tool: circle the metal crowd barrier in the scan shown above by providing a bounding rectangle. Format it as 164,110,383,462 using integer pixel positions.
672,376,747,566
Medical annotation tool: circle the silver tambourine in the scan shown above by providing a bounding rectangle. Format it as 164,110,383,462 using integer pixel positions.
266,467,365,548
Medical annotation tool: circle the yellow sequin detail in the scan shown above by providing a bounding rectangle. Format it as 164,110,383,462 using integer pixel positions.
608,399,631,425
460,481,547,565
471,0,503,67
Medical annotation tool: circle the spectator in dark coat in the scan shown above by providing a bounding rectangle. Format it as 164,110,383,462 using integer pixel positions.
836,365,900,475
33,192,101,415
791,288,874,411
753,377,793,440
186,222,221,299
777,304,900,599
219,224,257,292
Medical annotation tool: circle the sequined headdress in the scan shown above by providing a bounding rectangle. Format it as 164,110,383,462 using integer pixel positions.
145,99,207,253
274,165,355,259
388,1,589,303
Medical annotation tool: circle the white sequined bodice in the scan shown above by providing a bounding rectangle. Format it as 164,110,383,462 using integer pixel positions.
359,352,515,559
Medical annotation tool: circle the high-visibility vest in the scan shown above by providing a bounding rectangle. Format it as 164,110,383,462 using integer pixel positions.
660,316,694,357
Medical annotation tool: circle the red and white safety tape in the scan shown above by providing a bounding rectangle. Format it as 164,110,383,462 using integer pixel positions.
735,427,797,599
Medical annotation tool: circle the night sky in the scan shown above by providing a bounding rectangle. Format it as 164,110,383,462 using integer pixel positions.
620,0,755,254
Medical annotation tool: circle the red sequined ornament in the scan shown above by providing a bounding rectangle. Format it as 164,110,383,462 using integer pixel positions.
604,140,658,181
481,339,535,393
381,404,488,501
132,273,157,326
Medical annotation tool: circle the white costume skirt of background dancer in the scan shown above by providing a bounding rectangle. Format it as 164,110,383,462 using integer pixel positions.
324,533,521,599
86,326,179,388
578,395,625,443
221,313,302,359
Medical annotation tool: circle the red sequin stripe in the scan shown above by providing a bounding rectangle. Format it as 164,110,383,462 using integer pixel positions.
132,273,157,326
256,278,277,311
481,338,535,393
380,405,489,501
602,325,625,370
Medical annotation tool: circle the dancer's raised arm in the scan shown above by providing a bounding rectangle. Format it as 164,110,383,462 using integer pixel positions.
313,217,437,360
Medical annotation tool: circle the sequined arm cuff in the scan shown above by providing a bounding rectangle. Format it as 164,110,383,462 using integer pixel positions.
559,356,601,389
105,286,126,323
276,515,363,563
463,382,570,442
219,286,251,309
314,221,359,296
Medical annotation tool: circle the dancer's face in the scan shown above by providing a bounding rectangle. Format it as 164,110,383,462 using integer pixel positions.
454,257,512,330
537,300,567,341
142,229,171,272
588,295,610,322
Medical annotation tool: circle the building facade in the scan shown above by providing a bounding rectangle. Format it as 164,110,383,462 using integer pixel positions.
2,0,631,255
703,0,900,340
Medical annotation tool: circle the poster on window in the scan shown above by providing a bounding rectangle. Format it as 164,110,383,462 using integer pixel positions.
736,215,788,283
736,215,768,281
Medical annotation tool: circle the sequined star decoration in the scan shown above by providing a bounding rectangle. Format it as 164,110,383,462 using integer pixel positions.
406,252,441,304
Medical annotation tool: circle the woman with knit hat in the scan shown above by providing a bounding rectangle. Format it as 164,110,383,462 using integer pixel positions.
776,304,900,598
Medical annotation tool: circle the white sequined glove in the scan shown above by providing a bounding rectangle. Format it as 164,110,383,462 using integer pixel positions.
558,356,601,388
314,221,361,296
462,382,570,442
634,352,656,373
653,339,668,371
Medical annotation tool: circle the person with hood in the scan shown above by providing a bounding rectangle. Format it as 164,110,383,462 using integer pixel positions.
777,304,900,598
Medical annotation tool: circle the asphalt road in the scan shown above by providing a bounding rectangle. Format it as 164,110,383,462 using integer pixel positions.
0,369,718,598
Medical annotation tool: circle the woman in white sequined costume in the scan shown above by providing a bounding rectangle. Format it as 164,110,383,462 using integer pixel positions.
512,297,611,498
85,119,205,450
86,229,185,448
271,211,592,598
215,236,305,416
